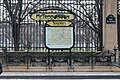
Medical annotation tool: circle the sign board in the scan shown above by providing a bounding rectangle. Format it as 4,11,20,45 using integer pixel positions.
45,26,74,49
30,12,75,21
47,21,72,26
106,14,116,24
30,8,75,49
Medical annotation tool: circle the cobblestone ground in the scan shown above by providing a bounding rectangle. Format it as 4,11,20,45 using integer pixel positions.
1,72,120,80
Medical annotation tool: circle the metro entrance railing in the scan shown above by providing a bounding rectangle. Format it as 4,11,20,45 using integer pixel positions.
0,47,117,70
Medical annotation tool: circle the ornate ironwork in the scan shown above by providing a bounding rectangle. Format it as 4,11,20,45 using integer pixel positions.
0,0,106,68
0,0,103,51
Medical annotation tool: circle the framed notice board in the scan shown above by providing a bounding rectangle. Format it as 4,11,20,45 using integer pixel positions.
45,21,74,49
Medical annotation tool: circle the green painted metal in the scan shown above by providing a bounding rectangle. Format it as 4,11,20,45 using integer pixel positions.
0,0,105,68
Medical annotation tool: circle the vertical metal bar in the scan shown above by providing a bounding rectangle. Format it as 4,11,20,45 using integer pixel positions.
38,21,40,50
118,0,120,51
39,21,41,51
98,0,103,51
48,49,51,68
23,11,25,50
69,49,72,68
118,0,120,65
91,51,94,69
5,8,7,49
26,50,29,69
0,2,1,49
88,25,91,51
79,2,82,50
42,21,44,50
8,13,11,50
3,48,7,66
113,47,117,63
17,0,22,51
0,1,2,48
35,23,36,50
2,4,5,48
36,22,38,50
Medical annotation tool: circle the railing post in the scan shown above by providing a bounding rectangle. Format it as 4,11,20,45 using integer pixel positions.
48,49,51,69
3,48,8,66
68,49,73,69
112,47,120,68
113,47,117,63
25,50,29,69
91,51,94,69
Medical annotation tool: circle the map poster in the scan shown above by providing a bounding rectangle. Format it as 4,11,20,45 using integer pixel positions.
45,27,74,49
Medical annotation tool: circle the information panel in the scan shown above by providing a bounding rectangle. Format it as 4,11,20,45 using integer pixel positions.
45,26,74,49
